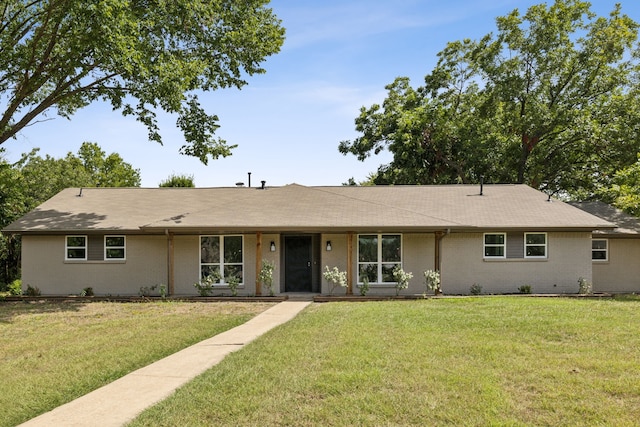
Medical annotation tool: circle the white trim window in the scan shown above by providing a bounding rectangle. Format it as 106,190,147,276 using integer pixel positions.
484,233,506,258
525,233,547,258
200,235,243,284
65,235,87,260
592,239,608,261
357,234,402,284
105,236,126,260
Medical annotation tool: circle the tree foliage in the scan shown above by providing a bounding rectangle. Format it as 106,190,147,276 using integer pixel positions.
599,154,640,216
16,142,140,207
339,0,640,197
159,173,195,187
0,0,285,164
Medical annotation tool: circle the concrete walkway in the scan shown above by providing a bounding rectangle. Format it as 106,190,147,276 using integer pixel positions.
19,301,312,427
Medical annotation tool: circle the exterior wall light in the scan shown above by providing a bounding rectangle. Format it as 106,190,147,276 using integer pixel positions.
270,241,276,252
326,241,332,251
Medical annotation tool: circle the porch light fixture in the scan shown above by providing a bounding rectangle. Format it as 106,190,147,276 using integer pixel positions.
326,241,332,251
270,241,276,252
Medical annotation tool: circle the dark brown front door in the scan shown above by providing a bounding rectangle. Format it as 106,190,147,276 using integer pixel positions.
284,236,312,292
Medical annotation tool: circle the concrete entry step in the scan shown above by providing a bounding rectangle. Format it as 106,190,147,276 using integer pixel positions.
281,292,318,301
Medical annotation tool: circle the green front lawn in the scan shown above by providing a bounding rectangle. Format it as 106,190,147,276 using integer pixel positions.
130,297,640,426
0,301,275,427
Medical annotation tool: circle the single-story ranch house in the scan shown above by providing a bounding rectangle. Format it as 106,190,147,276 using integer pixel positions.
3,183,626,296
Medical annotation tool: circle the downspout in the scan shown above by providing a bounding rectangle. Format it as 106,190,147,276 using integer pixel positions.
166,229,175,296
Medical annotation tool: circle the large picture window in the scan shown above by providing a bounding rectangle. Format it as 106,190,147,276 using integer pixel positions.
592,239,608,261
484,233,506,258
105,236,126,260
200,235,243,284
525,233,547,258
66,236,87,260
358,234,401,284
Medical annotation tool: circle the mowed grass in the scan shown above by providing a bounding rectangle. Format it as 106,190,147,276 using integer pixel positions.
0,301,275,427
130,297,640,426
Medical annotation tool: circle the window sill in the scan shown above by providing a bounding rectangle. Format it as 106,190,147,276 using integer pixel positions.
483,258,548,262
64,260,126,264
356,283,397,287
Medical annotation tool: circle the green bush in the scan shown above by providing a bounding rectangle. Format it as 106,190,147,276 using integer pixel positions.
470,283,482,295
227,276,240,297
578,277,592,294
8,279,22,295
518,284,532,294
25,285,41,296
359,277,370,296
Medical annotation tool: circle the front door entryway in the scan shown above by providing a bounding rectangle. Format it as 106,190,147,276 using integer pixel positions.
284,236,315,292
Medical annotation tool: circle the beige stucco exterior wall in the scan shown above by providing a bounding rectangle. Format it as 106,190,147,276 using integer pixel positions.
592,238,640,293
172,235,198,295
21,230,597,297
441,232,592,294
21,235,167,295
320,233,349,295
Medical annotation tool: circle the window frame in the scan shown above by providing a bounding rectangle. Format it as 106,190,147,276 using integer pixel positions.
483,233,506,259
357,233,402,285
104,235,126,260
592,238,608,262
524,232,547,259
65,235,87,260
199,235,244,285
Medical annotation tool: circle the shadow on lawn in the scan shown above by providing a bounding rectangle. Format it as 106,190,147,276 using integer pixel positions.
0,301,84,323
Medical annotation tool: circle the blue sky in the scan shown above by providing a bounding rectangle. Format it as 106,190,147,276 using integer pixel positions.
5,0,640,187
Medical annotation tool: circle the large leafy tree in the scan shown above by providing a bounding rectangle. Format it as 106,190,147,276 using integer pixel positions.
599,154,640,216
0,0,285,163
339,0,640,197
17,141,140,207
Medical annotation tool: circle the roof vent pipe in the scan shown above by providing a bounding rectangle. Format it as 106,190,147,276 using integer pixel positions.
480,176,484,196
77,188,83,197
261,180,266,190
248,172,252,188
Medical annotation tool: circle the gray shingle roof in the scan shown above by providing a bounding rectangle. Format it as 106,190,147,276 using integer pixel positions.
567,201,640,236
3,184,614,234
